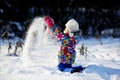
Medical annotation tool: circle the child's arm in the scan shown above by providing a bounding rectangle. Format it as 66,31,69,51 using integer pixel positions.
44,16,63,40
74,29,82,44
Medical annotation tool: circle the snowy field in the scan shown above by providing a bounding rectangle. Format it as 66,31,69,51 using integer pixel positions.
0,17,120,80
0,37,120,80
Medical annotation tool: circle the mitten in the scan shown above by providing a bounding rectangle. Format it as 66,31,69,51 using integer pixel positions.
44,16,54,28
71,29,82,37
77,29,82,36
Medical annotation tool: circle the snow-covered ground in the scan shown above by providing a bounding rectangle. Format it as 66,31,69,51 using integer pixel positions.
0,37,120,80
0,17,120,80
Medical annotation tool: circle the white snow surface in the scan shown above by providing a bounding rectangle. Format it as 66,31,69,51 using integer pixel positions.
0,17,120,80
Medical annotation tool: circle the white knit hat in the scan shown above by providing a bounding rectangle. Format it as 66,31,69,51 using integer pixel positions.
65,19,79,32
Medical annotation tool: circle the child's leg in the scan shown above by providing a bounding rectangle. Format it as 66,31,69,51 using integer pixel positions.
58,63,85,73
58,63,72,72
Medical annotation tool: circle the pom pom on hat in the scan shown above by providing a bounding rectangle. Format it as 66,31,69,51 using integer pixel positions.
65,19,79,32
44,16,54,28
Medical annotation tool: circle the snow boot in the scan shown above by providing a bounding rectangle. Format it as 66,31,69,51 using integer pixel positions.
71,66,86,73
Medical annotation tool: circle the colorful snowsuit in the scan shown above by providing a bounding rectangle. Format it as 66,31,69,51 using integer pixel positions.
50,25,83,73
50,25,80,64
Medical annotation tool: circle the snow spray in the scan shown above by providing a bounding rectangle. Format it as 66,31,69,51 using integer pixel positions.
21,17,49,66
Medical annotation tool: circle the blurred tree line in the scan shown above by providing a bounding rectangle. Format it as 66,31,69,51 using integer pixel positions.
0,0,120,39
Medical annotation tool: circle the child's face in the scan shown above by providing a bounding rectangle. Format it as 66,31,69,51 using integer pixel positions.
64,27,70,34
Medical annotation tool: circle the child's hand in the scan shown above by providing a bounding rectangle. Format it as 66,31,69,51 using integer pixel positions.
72,29,82,37
44,16,54,28
78,29,82,37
